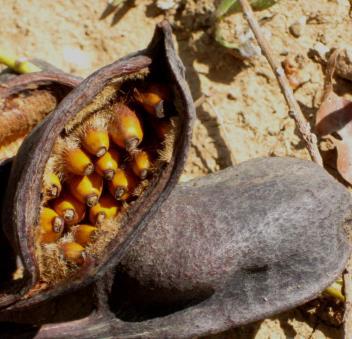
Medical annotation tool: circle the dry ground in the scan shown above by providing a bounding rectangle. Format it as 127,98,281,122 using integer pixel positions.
1,0,352,337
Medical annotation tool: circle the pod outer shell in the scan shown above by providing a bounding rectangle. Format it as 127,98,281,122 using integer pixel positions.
1,20,195,310
0,66,81,308
0,157,350,338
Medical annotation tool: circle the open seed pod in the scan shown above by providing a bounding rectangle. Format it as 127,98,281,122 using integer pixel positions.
0,62,81,161
0,157,349,338
1,20,194,310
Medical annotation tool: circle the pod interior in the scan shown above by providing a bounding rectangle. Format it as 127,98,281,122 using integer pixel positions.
36,70,180,285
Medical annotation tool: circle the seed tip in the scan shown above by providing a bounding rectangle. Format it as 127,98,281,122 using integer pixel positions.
125,137,139,153
86,194,99,207
96,147,107,158
84,163,95,176
104,169,115,181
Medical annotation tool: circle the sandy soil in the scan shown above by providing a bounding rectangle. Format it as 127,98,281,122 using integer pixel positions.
1,0,352,337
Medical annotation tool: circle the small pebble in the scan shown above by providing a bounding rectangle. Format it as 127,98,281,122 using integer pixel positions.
289,16,306,38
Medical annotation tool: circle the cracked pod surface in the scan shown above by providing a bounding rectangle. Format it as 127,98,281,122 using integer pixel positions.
1,21,195,310
0,157,350,338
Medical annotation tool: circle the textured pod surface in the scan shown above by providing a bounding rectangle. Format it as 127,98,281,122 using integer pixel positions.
1,21,195,310
0,157,350,338
0,64,81,161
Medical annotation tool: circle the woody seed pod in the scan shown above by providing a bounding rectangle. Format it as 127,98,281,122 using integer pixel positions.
1,21,195,310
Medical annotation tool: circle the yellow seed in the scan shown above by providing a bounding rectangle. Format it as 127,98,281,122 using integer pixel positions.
131,150,151,179
109,103,143,152
65,148,94,176
134,83,168,118
60,242,85,265
95,149,120,181
39,207,64,244
45,173,62,199
81,129,109,157
89,195,119,225
52,193,86,226
74,225,97,246
69,173,103,207
108,168,137,201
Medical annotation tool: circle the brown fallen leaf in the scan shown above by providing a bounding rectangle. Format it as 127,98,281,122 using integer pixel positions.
316,49,352,184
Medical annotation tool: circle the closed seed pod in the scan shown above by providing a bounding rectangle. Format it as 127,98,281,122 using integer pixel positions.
73,225,98,246
52,193,86,226
39,207,64,244
95,149,120,180
68,173,103,207
1,21,194,311
89,195,119,225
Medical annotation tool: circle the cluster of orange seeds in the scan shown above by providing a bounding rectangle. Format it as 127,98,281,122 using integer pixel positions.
38,82,172,267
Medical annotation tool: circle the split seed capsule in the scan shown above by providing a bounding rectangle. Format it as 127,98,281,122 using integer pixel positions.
39,207,64,244
109,103,143,152
52,193,86,226
89,195,119,225
64,148,94,176
95,149,120,181
69,173,103,207
81,129,109,158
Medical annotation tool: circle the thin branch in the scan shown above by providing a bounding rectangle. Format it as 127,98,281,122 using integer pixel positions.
237,0,323,166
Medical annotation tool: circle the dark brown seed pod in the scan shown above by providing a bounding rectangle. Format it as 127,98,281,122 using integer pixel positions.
0,157,350,338
1,21,195,310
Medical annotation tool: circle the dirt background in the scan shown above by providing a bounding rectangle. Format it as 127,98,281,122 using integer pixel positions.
1,0,352,338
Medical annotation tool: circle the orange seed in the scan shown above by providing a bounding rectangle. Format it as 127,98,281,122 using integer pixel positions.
39,207,64,244
81,129,109,158
89,195,119,225
109,103,143,152
64,148,94,176
68,173,103,207
95,149,120,181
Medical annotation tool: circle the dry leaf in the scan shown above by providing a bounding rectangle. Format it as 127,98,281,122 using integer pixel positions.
316,49,352,184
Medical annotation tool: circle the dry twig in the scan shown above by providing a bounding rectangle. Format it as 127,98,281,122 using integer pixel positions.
237,0,323,166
